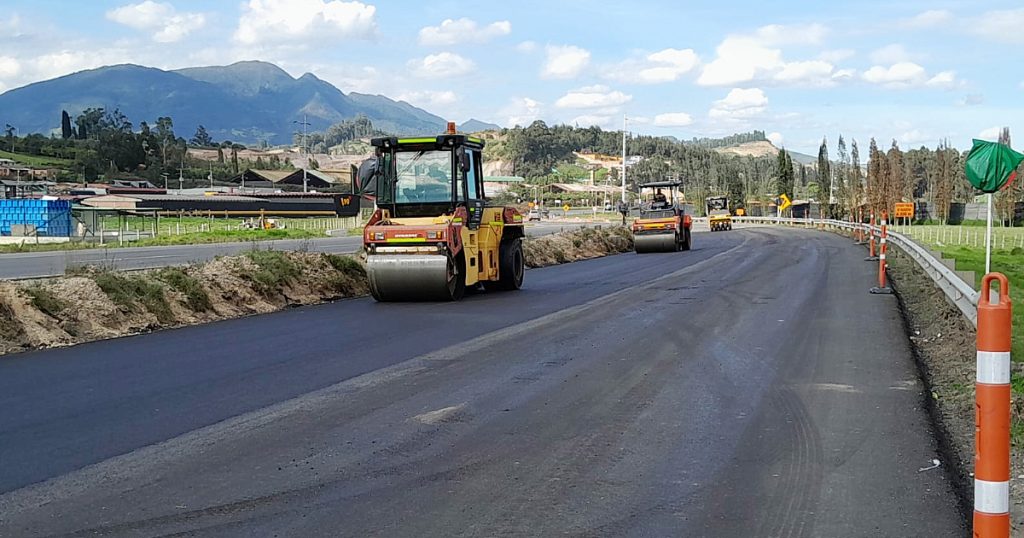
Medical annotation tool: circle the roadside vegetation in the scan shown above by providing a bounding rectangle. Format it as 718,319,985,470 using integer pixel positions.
0,226,632,357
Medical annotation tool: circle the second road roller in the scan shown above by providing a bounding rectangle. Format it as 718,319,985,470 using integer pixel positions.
359,123,526,301
631,181,693,253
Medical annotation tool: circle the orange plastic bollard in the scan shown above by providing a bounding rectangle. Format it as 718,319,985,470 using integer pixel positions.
974,273,1012,538
865,213,879,261
870,213,892,294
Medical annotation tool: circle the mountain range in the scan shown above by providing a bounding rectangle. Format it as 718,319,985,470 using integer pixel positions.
0,61,500,145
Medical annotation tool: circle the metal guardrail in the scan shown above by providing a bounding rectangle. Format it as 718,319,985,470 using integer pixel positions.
732,216,980,327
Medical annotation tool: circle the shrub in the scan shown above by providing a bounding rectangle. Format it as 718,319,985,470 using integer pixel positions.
155,267,212,312
93,272,174,324
25,286,67,318
244,249,300,295
324,253,366,278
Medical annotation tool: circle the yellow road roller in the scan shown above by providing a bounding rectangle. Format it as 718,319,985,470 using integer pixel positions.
631,181,692,253
359,123,525,301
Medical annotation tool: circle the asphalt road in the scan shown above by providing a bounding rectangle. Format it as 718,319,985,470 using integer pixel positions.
0,222,578,280
0,227,965,536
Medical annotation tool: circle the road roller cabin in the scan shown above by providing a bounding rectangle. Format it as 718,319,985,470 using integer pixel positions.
631,181,692,253
360,123,526,301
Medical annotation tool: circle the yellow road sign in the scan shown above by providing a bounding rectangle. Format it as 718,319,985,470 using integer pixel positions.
894,202,914,218
563,204,571,212
778,194,792,211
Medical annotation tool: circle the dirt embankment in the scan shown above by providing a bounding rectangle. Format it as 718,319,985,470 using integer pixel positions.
524,226,633,267
0,227,634,357
887,248,1024,531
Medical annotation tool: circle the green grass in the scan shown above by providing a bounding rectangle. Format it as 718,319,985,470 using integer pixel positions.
0,228,324,254
92,272,174,324
0,241,97,254
324,253,365,277
0,149,74,168
132,228,321,247
929,244,1024,445
897,224,1024,250
930,245,1024,362
155,267,211,312
244,249,300,295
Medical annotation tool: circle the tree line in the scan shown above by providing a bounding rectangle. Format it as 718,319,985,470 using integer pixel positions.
809,132,1018,224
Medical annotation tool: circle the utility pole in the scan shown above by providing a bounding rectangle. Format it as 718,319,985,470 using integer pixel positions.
293,115,311,193
178,157,184,192
621,114,627,204
209,161,214,189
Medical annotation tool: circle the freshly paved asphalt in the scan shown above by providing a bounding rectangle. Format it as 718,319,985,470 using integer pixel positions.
0,227,966,536
0,222,580,279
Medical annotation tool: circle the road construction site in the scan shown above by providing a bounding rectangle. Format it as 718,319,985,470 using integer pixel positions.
0,226,969,536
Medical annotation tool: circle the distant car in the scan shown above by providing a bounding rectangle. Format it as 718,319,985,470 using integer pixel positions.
604,202,614,211
528,209,541,221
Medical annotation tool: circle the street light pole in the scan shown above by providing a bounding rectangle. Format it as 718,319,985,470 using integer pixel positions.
293,115,311,193
621,115,627,204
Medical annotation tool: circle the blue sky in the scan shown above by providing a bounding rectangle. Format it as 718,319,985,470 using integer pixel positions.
0,0,1022,154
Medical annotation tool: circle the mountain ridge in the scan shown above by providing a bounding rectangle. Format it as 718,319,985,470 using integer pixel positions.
0,61,448,145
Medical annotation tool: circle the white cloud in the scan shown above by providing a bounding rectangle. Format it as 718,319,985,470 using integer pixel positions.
709,88,768,120
818,49,855,63
408,52,475,78
957,93,984,106
862,62,927,87
978,126,1002,140
861,62,959,89
968,9,1024,43
753,23,828,46
698,36,781,86
774,60,839,87
106,1,206,43
571,114,615,129
555,85,632,109
697,24,842,87
502,97,544,127
234,0,376,45
397,90,458,108
604,48,699,84
312,64,380,93
653,112,694,127
542,45,590,79
898,129,935,147
869,44,918,65
516,41,538,53
767,132,784,147
902,9,953,28
0,56,21,79
926,70,958,88
418,18,511,46
0,14,23,36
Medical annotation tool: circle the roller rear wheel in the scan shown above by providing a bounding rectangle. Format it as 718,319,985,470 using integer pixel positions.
485,238,525,291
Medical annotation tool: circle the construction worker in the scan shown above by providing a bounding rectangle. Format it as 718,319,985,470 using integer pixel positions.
617,200,628,225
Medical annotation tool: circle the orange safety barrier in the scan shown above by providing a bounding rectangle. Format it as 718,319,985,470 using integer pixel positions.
870,213,892,294
856,208,866,244
974,273,1012,537
865,213,879,261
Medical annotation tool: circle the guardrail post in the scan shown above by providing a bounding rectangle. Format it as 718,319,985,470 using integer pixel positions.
974,273,1011,538
870,212,893,294
865,213,879,261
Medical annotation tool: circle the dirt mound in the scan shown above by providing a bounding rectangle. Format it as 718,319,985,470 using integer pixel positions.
0,227,627,358
0,251,370,358
524,226,633,267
